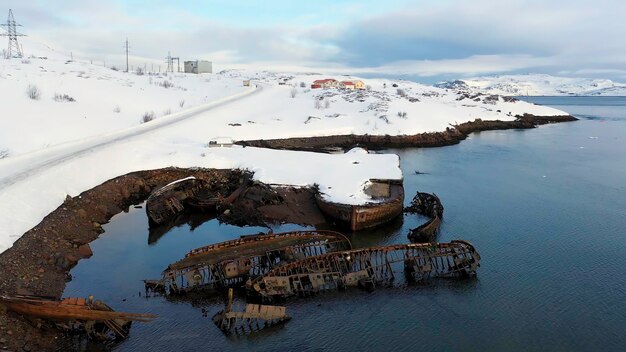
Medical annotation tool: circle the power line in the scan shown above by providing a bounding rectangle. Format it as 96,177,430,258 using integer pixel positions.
1,9,26,59
165,51,180,73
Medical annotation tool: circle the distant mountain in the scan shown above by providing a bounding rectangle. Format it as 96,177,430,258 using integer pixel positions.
435,74,626,96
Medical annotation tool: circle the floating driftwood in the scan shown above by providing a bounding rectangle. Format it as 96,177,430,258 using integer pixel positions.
145,230,352,295
315,179,404,231
213,288,290,334
405,192,444,243
249,240,480,299
0,295,156,340
146,174,251,225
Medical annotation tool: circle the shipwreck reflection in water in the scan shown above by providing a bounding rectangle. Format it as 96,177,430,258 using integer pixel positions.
147,210,218,245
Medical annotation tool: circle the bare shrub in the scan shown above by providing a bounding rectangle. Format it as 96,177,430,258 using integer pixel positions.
379,115,390,124
179,100,185,108
26,84,41,100
53,93,76,102
366,85,372,91
162,108,172,116
159,80,174,88
136,67,144,76
113,105,121,113
397,111,407,119
110,66,119,71
0,149,9,159
324,99,331,109
300,82,306,88
290,87,298,98
21,59,31,64
141,111,155,123
396,88,406,97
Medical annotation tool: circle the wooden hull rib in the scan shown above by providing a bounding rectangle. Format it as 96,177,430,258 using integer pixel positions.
0,296,156,340
0,296,156,322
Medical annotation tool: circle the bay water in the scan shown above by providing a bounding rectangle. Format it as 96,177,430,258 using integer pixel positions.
64,97,626,351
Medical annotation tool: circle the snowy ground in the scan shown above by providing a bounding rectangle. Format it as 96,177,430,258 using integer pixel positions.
437,74,626,96
0,58,245,156
0,40,570,253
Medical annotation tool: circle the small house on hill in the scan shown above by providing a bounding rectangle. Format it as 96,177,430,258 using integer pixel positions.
312,78,340,89
341,81,356,90
342,80,365,90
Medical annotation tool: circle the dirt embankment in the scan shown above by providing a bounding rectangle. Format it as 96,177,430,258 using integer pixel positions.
0,167,325,351
236,114,578,151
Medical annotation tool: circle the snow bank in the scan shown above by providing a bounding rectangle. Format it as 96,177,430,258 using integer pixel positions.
0,142,400,253
0,56,246,156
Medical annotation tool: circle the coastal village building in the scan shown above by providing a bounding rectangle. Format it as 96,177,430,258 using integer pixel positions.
312,78,366,90
311,78,340,89
342,81,356,90
348,80,366,89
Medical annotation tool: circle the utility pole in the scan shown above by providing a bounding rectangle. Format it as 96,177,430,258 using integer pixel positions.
124,37,130,72
1,9,26,58
165,51,173,73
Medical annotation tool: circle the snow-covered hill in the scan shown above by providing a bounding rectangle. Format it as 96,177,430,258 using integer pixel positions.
436,74,626,96
0,58,245,157
0,38,572,253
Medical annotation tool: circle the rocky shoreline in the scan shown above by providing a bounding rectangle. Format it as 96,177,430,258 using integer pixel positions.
0,168,326,351
237,114,577,151
0,114,577,351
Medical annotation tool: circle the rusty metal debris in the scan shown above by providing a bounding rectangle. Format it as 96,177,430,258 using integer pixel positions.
212,288,290,334
144,230,352,295
0,295,156,340
248,240,480,299
315,179,404,231
146,174,251,225
405,192,444,243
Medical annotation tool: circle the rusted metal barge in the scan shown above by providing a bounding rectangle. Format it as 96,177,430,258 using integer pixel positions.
249,240,480,299
315,179,404,231
145,230,352,295
0,295,156,340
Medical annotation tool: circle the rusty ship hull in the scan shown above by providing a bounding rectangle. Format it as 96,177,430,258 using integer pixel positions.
249,240,480,299
315,182,404,231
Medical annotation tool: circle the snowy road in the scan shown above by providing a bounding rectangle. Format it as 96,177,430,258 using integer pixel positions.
0,83,262,191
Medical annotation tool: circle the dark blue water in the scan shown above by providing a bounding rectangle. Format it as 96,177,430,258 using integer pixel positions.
64,97,626,351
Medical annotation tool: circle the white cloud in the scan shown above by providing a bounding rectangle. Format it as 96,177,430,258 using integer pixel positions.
4,0,626,81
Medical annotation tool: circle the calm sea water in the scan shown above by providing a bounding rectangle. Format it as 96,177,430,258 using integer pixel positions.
64,97,626,351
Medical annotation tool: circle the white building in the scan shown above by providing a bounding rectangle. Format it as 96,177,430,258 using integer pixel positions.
184,60,213,74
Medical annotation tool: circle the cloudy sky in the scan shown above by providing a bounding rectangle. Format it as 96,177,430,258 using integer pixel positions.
2,0,626,82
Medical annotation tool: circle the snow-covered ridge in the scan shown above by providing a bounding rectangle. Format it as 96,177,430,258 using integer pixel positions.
436,74,626,96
